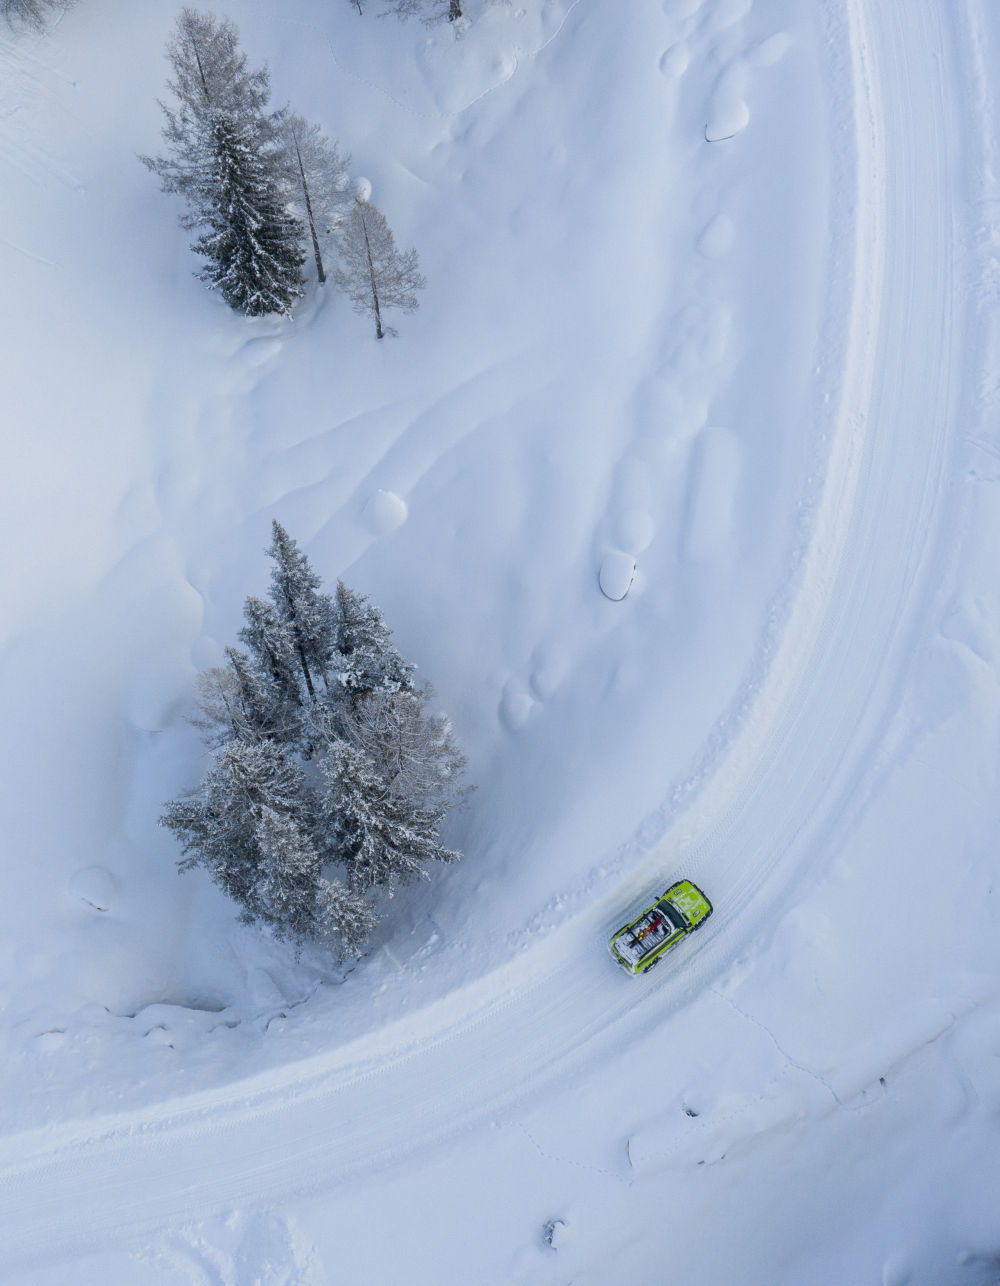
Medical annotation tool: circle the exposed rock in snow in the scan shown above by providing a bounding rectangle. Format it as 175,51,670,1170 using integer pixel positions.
543,1218,571,1250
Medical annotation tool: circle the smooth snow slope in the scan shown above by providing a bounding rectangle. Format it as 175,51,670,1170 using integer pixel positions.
3,0,1000,1282
1,0,832,1118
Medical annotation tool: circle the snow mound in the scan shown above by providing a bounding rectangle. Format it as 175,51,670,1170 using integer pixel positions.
659,44,690,80
599,551,636,601
362,489,408,535
705,64,751,142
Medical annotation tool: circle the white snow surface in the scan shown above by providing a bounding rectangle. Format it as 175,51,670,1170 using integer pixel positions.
2,0,1000,1282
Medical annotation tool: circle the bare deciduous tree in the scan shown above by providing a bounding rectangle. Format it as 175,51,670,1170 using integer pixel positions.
275,113,350,285
1,0,73,31
333,198,425,339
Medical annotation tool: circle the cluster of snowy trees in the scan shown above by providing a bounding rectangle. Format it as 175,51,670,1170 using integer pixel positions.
349,0,464,21
143,9,425,330
161,523,469,958
1,0,72,30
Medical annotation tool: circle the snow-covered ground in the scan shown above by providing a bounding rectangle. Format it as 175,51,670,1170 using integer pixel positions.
3,0,1000,1281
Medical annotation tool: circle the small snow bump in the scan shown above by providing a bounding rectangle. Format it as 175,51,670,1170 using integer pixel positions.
705,97,750,142
34,1030,68,1053
68,866,118,913
599,551,637,600
499,678,536,731
354,177,373,203
529,643,568,700
362,489,408,536
658,43,690,80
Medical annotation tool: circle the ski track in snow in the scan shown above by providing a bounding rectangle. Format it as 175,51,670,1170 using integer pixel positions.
0,0,985,1272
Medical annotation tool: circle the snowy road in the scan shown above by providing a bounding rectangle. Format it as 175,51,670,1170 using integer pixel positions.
0,0,980,1272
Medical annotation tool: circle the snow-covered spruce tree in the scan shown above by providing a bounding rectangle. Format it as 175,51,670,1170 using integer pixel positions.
333,580,414,703
142,9,304,317
161,525,469,958
266,520,337,698
141,9,276,210
239,594,306,717
1,0,72,30
191,646,289,747
192,111,305,317
162,739,373,951
333,198,425,339
318,738,461,899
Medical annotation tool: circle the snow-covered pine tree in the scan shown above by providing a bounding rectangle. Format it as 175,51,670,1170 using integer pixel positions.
275,113,351,285
141,9,277,211
266,521,337,700
191,111,305,317
333,198,425,339
333,580,414,703
162,738,375,953
162,524,469,960
162,737,304,924
239,594,305,714
318,739,460,898
191,646,294,747
315,877,380,957
142,10,305,316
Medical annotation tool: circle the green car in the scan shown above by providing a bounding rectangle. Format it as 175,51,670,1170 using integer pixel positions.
610,879,713,975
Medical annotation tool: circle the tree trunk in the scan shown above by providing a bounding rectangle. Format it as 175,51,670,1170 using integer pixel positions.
449,0,461,19
358,205,384,339
296,642,317,701
190,33,211,102
292,126,325,284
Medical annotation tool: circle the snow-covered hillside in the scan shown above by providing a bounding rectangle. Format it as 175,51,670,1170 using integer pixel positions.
3,0,1000,1282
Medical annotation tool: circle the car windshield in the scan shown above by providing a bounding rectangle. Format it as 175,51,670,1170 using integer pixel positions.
656,899,687,932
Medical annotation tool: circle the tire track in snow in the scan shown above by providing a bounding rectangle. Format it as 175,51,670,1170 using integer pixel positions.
0,0,972,1270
